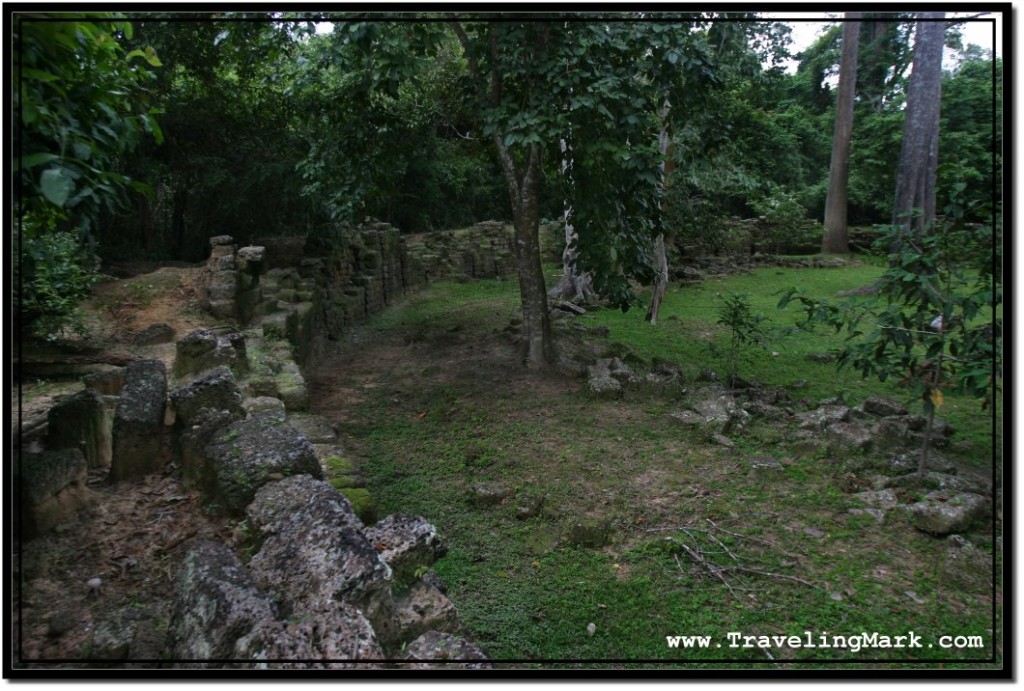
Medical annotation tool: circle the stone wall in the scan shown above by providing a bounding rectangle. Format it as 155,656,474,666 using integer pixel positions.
200,220,516,369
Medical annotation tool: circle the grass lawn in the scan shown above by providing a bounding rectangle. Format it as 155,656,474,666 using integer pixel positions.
310,256,1002,669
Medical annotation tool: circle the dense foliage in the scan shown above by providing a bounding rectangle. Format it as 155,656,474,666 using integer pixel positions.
12,13,1003,341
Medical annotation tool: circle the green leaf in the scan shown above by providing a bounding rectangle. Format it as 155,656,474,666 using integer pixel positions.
14,153,58,173
40,168,73,207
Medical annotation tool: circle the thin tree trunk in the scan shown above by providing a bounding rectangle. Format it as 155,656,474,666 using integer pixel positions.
549,137,596,302
892,12,945,242
821,14,861,255
646,98,674,325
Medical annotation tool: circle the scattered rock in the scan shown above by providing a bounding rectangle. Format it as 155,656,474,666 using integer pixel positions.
400,631,491,669
469,482,513,507
889,471,992,496
796,404,850,431
825,421,873,453
516,493,546,519
888,451,956,475
862,396,908,418
908,490,990,536
710,432,735,448
667,410,703,427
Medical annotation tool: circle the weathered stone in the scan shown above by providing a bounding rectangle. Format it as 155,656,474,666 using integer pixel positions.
205,413,322,513
889,471,992,496
587,357,640,396
401,631,491,669
242,396,286,419
796,404,850,431
825,421,873,453
694,394,750,434
252,601,385,668
469,482,512,507
110,359,167,482
364,514,447,586
169,541,278,662
888,450,956,475
569,519,612,548
246,475,395,642
742,400,788,420
908,490,990,536
170,366,245,427
82,369,125,396
174,329,218,377
862,396,908,417
179,407,245,494
668,410,703,426
133,323,176,346
393,581,459,641
209,235,235,247
274,361,309,411
236,246,266,273
286,413,338,444
47,388,111,468
516,493,546,519
175,330,249,379
710,432,735,448
16,448,89,538
872,416,915,452
940,534,993,592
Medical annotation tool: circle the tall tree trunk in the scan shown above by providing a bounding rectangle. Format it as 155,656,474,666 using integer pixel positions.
549,137,596,302
646,98,674,325
892,13,945,241
496,138,555,369
821,14,861,255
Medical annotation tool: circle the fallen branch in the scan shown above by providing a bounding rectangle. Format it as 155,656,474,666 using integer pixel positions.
658,520,818,597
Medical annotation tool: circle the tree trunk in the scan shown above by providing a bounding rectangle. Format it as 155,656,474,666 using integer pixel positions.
496,139,555,369
549,137,596,302
892,13,945,241
821,14,861,255
646,233,669,324
646,98,674,325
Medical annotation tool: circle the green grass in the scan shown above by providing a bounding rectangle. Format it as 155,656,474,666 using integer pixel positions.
313,260,1002,669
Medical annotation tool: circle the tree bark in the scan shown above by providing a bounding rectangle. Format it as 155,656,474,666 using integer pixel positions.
549,137,596,303
821,14,861,255
646,98,674,325
892,13,945,241
495,138,555,369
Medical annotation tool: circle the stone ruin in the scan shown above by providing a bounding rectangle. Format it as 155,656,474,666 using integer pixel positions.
14,220,519,667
